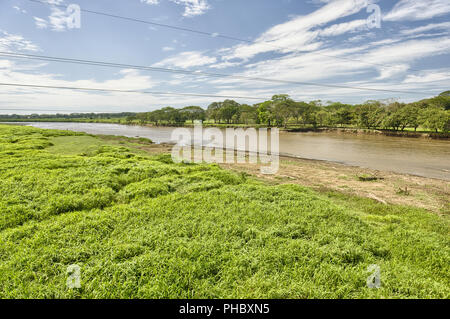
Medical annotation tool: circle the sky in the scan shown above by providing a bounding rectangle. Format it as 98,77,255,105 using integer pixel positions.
0,0,449,114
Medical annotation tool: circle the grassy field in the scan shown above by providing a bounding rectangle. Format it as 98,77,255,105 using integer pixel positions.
0,124,448,299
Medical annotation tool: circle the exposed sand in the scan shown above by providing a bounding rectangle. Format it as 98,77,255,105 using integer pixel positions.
115,139,449,215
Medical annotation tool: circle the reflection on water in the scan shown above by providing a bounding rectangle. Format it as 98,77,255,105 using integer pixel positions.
13,122,450,180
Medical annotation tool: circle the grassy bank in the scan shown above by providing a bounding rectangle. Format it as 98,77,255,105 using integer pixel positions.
0,124,448,298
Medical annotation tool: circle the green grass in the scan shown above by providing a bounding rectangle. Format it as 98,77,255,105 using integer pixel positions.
0,124,448,299
47,134,153,157
47,136,108,156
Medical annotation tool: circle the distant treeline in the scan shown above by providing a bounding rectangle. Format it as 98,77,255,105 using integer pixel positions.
0,112,135,120
2,91,449,132
128,91,450,132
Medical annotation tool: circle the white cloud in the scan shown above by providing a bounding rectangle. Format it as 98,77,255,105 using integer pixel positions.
47,7,71,32
320,19,368,37
34,17,48,29
33,5,80,32
404,70,450,83
384,0,450,21
141,0,160,4
209,61,241,69
376,64,410,80
222,0,370,61
169,0,210,17
43,0,64,4
13,6,27,14
369,38,402,46
0,31,40,52
362,37,450,65
140,0,210,17
0,65,156,91
0,60,13,69
400,22,450,35
162,46,175,51
0,61,184,112
153,51,216,68
208,35,450,97
347,32,376,43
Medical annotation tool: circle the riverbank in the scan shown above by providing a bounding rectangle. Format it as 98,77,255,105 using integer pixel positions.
5,121,450,180
107,135,449,215
287,127,450,139
2,119,448,139
37,126,447,214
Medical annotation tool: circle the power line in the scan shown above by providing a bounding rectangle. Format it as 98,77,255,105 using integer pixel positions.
26,0,425,73
0,51,436,95
0,82,267,100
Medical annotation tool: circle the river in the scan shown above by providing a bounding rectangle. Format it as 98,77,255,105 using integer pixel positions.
10,122,450,181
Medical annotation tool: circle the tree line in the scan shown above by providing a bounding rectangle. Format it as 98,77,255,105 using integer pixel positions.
1,91,448,132
128,91,450,133
0,112,134,120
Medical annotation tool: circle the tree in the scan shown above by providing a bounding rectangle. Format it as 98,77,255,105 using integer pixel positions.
239,104,257,124
45,91,448,132
382,112,401,131
158,107,183,124
432,94,450,111
291,101,317,127
334,108,353,127
271,95,295,127
256,101,274,127
136,112,147,124
181,106,206,123
419,92,450,111
291,102,308,124
382,103,410,131
220,100,240,124
355,102,383,129
207,102,222,123
310,100,323,107
419,107,449,133
271,94,291,103
399,104,420,131
148,109,164,125
315,110,331,127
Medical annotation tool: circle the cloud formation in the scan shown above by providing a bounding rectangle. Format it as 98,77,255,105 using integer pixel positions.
153,51,217,68
33,5,80,32
141,0,211,17
170,0,210,17
0,31,40,52
399,22,450,35
384,0,450,21
221,0,370,61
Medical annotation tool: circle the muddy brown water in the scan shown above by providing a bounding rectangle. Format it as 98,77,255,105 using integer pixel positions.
9,122,450,181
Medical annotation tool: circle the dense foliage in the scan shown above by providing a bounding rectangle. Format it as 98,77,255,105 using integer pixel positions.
0,125,448,298
126,92,450,132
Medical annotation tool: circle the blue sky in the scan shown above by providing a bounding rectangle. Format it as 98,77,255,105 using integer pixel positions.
0,0,449,113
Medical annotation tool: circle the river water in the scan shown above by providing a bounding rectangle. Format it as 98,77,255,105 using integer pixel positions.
11,122,450,181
